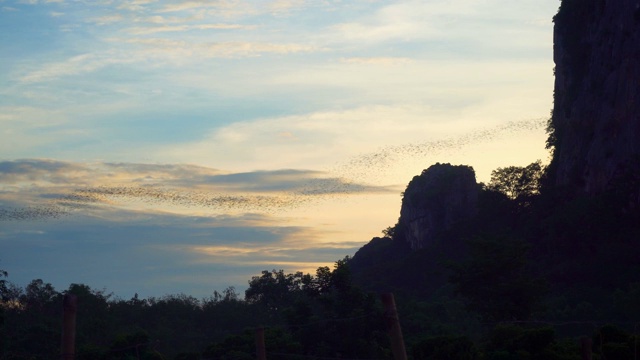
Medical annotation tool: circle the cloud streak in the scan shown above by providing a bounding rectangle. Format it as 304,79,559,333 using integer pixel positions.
340,57,413,66
0,159,396,221
19,53,136,83
126,23,256,35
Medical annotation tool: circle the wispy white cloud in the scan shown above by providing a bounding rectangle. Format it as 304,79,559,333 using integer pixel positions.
117,0,157,12
126,22,254,34
202,41,317,57
159,0,254,17
140,15,167,24
118,37,318,58
327,1,447,44
92,13,125,25
18,53,135,83
267,0,305,15
17,34,317,83
17,0,65,4
324,0,554,51
340,57,413,66
159,1,212,12
0,106,74,138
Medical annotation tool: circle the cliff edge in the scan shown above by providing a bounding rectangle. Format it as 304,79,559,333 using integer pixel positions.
399,163,478,250
548,0,640,203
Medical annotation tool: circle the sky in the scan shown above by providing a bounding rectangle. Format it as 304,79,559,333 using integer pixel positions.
1,0,558,299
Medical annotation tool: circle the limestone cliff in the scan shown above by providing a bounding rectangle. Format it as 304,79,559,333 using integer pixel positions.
549,0,640,202
398,163,478,250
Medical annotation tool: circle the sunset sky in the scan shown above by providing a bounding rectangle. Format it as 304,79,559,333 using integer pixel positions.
1,0,557,299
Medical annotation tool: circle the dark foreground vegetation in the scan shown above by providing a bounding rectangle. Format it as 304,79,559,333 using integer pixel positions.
0,259,391,359
1,251,639,360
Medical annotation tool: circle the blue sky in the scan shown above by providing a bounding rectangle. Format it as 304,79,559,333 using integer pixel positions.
1,0,558,299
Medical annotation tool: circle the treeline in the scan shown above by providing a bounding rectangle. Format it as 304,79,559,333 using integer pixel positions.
0,259,387,359
2,257,639,359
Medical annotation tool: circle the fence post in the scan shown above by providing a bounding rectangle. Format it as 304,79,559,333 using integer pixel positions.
61,294,78,360
581,336,592,360
381,293,408,360
255,327,266,360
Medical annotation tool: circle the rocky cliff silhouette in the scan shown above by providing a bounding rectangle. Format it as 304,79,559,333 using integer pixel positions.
547,0,640,204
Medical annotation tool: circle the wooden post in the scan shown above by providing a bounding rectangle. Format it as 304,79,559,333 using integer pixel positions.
255,327,266,360
381,293,408,360
580,337,592,360
61,294,78,360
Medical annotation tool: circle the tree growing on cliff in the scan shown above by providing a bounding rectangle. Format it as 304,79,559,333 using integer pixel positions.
486,160,545,200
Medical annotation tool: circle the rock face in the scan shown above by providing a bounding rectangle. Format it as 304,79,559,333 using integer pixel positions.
399,163,478,250
549,0,640,199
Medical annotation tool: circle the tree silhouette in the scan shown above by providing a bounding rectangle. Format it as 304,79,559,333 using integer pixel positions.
487,160,545,200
